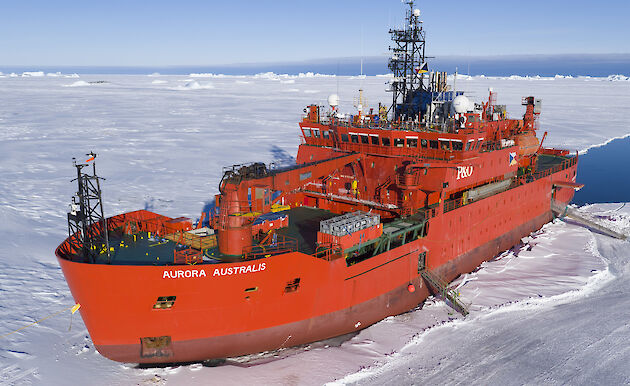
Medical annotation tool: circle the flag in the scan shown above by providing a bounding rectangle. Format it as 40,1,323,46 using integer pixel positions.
86,156,95,162
509,152,518,166
415,62,428,74
71,303,81,314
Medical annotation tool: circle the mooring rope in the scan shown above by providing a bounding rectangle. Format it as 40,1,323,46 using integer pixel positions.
0,303,80,339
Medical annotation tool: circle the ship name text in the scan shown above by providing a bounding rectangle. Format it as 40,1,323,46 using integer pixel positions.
161,262,267,279
213,262,266,277
163,269,207,279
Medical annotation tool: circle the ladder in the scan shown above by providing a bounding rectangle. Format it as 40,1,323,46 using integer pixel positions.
420,269,469,316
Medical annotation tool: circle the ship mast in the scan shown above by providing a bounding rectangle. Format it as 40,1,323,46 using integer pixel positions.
67,152,111,263
388,0,427,121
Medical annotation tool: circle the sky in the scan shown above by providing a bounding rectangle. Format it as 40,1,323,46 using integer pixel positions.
1,0,628,66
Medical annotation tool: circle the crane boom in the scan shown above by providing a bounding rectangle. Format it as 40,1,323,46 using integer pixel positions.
215,153,362,256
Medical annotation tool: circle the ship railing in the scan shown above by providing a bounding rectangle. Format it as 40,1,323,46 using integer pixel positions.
165,231,217,251
242,234,298,260
173,247,203,265
443,197,464,213
312,243,342,261
479,140,503,153
417,206,439,220
531,156,577,180
108,210,183,238
333,141,463,161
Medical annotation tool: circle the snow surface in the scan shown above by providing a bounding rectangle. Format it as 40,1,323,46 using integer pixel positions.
0,74,629,385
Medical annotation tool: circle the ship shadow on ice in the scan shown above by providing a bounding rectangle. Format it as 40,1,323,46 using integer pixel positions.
269,145,296,168
200,199,216,228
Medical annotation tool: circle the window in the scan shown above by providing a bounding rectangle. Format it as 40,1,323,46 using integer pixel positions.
371,135,379,145
360,135,369,144
406,138,418,148
440,140,450,151
284,278,301,293
303,129,311,137
312,129,320,138
394,138,404,147
351,134,359,143
429,140,438,149
452,141,463,151
421,139,428,148
322,130,330,139
153,296,176,309
341,134,349,142
381,137,391,146
466,140,474,151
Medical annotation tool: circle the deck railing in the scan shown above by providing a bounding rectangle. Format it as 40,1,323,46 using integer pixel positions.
443,155,578,214
242,234,298,260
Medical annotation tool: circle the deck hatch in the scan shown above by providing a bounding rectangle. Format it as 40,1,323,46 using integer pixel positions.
140,336,173,358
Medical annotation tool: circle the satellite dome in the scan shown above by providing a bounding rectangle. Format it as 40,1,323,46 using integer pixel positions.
453,95,472,113
328,94,339,107
413,9,421,17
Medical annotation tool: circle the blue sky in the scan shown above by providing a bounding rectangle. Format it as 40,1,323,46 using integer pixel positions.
1,0,628,66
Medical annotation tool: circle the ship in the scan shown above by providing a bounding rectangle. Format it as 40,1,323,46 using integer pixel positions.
55,1,582,364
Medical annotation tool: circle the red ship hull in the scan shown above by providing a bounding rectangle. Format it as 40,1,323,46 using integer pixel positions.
56,163,576,363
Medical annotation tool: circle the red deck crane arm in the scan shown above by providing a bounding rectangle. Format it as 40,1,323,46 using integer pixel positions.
214,153,362,256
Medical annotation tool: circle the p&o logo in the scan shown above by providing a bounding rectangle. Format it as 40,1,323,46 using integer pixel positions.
456,166,474,180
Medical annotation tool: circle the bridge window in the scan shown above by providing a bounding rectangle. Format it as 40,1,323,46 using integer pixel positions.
381,137,391,146
303,129,311,137
312,129,320,138
452,141,463,151
341,134,349,142
370,135,379,145
406,138,418,148
421,139,428,148
394,138,404,147
322,130,330,139
440,140,450,150
360,134,369,144
429,140,438,149
351,134,359,143
466,140,474,150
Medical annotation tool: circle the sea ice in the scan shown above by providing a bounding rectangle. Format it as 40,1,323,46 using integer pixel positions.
0,74,628,385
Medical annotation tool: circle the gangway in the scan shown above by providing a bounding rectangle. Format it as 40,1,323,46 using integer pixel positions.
551,201,627,240
420,269,469,316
